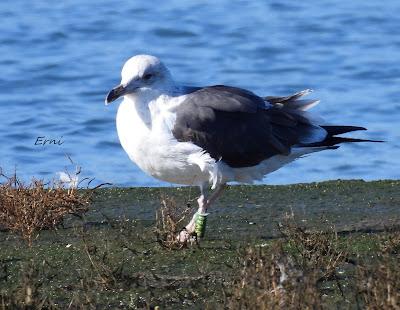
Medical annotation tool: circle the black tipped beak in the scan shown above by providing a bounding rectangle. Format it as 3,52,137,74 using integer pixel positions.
105,84,125,105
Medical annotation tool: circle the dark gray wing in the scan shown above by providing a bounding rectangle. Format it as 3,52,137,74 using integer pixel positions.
172,85,327,168
181,85,266,112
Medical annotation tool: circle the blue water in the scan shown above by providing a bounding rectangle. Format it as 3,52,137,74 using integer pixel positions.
1,1,399,186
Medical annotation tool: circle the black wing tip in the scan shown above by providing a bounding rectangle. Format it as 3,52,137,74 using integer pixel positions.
336,137,385,143
326,126,386,143
336,137,385,144
357,126,367,131
301,136,384,148
322,125,367,136
367,139,385,143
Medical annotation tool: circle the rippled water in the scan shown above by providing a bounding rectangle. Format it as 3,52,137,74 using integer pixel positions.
1,1,399,186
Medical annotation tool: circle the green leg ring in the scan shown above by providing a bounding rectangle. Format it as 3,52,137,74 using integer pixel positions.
194,212,208,238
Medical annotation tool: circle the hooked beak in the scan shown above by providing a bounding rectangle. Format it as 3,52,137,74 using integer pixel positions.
105,84,126,105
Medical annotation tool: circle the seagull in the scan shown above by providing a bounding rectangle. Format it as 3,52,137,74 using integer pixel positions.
105,54,380,243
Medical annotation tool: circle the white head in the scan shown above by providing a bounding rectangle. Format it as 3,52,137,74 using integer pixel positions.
105,55,174,104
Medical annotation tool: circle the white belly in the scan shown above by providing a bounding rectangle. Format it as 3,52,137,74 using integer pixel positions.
116,99,210,186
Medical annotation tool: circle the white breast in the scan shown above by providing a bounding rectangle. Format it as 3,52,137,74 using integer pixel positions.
116,96,211,186
116,98,150,167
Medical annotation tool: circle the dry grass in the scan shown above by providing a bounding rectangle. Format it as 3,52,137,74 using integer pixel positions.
278,213,350,281
356,255,400,309
379,230,400,255
154,196,192,249
227,214,353,309
228,216,400,309
0,170,92,246
0,260,57,310
72,223,213,309
227,243,321,309
356,230,400,309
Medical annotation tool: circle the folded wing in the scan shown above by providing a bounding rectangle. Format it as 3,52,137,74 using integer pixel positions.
172,85,328,168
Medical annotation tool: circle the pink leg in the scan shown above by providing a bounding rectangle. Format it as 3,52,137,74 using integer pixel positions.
177,184,226,243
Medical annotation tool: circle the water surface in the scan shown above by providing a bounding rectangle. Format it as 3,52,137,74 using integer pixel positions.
0,1,398,186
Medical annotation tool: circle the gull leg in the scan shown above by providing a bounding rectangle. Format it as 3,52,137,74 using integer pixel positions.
184,188,208,233
177,184,208,243
177,183,226,243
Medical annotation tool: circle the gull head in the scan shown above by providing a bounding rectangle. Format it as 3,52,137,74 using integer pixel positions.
105,54,174,105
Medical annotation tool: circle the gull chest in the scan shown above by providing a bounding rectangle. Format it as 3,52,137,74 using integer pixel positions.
116,99,204,184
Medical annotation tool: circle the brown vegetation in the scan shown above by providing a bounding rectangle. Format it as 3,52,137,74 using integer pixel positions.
227,214,350,309
356,255,400,309
227,243,322,309
154,196,192,249
356,231,400,309
0,171,92,245
278,213,351,281
228,215,400,309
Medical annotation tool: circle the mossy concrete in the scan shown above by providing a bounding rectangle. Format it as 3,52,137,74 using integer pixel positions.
0,180,399,308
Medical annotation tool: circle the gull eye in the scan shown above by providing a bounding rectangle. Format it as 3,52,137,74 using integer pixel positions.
143,73,153,81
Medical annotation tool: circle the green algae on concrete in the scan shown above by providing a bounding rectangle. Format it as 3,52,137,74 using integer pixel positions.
76,179,400,239
0,180,399,308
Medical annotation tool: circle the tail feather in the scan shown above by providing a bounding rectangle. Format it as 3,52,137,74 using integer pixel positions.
301,125,383,147
264,90,384,148
265,89,312,104
265,89,319,111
